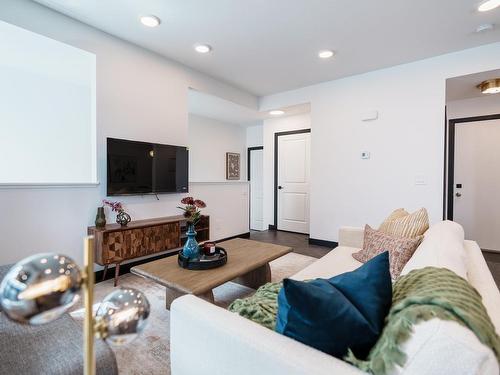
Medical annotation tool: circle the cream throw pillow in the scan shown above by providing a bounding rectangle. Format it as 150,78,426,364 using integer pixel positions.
378,208,409,232
379,208,429,239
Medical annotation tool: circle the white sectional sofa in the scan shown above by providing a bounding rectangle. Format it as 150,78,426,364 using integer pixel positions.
170,221,500,375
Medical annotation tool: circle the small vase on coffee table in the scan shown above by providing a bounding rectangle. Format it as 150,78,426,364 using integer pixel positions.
182,223,200,259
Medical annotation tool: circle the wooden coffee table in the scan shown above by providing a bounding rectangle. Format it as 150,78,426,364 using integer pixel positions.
131,238,292,309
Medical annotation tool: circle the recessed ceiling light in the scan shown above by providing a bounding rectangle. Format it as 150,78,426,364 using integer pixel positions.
194,44,212,54
269,110,285,116
478,0,500,12
140,15,161,27
318,50,335,59
478,79,500,94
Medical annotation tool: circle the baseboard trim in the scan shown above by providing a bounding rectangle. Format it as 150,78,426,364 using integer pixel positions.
308,238,338,248
95,231,252,283
217,232,251,241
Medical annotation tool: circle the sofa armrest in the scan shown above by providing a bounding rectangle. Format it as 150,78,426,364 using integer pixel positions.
338,227,364,248
464,241,500,335
170,295,365,375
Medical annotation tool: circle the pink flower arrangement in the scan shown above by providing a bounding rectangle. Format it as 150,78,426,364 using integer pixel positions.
178,196,206,224
102,199,124,213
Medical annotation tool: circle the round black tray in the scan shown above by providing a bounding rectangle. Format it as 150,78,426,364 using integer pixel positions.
178,246,227,270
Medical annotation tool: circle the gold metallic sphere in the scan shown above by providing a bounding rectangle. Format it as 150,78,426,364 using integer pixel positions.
96,287,150,346
0,254,82,324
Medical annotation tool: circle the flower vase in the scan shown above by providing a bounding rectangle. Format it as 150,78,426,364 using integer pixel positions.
116,211,131,227
95,207,106,229
182,223,199,259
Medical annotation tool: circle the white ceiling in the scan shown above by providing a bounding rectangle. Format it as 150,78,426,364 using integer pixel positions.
447,68,500,101
188,89,310,126
34,0,500,96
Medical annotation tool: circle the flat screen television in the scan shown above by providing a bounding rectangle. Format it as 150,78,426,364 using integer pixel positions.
107,138,189,196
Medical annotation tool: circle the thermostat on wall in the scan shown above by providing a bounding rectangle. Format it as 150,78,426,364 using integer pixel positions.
361,151,370,159
361,110,379,122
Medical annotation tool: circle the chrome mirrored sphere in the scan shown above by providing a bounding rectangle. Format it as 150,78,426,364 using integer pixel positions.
0,253,82,324
96,287,150,346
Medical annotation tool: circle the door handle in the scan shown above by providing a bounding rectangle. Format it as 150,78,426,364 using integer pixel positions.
455,192,462,197
278,186,283,190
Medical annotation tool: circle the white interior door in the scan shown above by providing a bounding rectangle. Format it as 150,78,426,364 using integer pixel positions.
249,148,264,231
277,132,310,233
454,119,500,252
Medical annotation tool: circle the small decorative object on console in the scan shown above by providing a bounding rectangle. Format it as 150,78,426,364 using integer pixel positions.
177,196,206,260
95,206,106,229
103,199,131,227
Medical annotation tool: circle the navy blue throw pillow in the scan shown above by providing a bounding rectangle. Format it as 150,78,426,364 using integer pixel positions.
275,251,392,359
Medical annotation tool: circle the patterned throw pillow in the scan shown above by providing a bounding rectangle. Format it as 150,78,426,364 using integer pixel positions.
378,208,429,239
352,225,423,279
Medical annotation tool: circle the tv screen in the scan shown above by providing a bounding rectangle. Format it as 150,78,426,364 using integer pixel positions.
107,138,188,196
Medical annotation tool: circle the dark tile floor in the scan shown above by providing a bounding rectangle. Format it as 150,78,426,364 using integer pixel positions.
249,230,500,289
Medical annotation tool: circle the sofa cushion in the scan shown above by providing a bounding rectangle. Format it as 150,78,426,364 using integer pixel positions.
291,246,362,281
276,252,392,359
400,220,467,279
353,225,422,278
379,207,429,238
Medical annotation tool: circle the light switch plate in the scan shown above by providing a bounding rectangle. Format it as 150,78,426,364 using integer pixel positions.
415,175,427,185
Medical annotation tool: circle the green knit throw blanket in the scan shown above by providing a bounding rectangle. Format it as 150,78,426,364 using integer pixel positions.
228,282,282,330
345,267,500,374
229,268,500,375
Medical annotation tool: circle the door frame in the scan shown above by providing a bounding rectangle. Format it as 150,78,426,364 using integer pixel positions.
445,113,500,220
248,146,264,231
273,128,311,230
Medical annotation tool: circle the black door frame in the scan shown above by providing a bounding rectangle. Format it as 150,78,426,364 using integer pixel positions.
445,113,500,220
272,129,311,230
248,146,263,231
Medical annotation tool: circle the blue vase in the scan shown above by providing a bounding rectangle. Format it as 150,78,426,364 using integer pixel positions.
182,223,199,259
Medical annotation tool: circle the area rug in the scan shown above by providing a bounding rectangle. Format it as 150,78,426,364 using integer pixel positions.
70,252,317,375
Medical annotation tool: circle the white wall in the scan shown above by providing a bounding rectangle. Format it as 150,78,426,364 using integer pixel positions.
447,95,500,119
188,114,247,182
188,114,250,239
246,124,264,148
0,0,257,266
262,114,311,228
190,183,249,241
260,42,500,242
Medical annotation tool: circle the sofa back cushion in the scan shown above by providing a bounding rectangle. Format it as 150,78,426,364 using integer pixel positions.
276,252,392,359
400,220,467,279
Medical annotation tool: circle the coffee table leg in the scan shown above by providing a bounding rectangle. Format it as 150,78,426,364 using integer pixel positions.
165,288,215,310
233,263,271,289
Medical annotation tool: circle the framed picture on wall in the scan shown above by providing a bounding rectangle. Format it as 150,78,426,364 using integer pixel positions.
226,152,241,180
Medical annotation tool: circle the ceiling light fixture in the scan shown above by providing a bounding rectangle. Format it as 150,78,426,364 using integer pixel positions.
477,78,500,94
194,44,212,54
478,0,500,12
269,110,285,116
140,15,161,27
475,23,495,33
318,50,335,59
